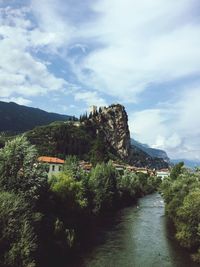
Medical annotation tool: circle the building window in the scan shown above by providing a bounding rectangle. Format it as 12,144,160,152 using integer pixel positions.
59,166,62,171
52,165,55,171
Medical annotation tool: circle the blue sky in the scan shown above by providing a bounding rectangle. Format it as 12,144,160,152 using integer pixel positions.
0,0,200,161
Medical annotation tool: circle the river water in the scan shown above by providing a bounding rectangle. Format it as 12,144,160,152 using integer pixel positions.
71,193,199,267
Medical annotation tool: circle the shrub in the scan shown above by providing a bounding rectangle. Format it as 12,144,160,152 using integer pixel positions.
0,191,37,267
89,161,118,213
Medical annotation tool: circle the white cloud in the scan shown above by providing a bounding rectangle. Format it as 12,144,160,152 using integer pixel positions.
0,5,69,99
30,0,76,52
0,96,32,106
2,1,199,103
74,91,107,108
71,0,200,102
0,1,200,161
129,87,200,160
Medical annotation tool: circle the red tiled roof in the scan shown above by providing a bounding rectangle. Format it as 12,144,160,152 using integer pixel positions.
38,156,64,164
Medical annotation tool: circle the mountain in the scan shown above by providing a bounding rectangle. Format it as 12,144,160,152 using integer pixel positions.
25,103,168,169
131,139,170,162
0,101,75,133
171,159,200,168
88,104,131,159
88,104,168,169
25,104,130,163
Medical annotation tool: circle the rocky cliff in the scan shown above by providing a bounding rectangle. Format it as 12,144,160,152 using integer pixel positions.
88,104,169,169
24,103,169,169
88,104,131,159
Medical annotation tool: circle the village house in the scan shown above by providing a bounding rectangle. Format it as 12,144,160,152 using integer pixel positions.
38,156,64,178
156,168,170,179
112,162,126,171
79,160,93,172
126,166,137,172
111,161,154,175
37,156,168,178
134,167,149,174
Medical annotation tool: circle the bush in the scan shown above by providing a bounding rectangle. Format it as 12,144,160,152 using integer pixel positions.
0,135,48,205
49,172,87,210
89,161,118,213
176,190,200,248
161,165,200,262
117,170,140,202
0,136,49,266
0,191,37,267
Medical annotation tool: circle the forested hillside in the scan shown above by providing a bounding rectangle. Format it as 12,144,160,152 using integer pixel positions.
0,103,169,169
26,104,169,169
0,101,75,132
25,121,111,165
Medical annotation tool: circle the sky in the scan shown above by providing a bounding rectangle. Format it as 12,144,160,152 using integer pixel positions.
0,0,200,161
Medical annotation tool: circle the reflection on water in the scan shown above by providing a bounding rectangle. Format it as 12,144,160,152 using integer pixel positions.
71,193,199,267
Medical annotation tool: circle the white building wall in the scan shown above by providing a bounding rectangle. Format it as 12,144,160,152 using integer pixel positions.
48,163,63,178
156,171,170,180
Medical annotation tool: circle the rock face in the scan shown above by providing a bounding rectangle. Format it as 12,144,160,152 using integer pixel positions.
89,104,131,160
89,104,169,169
24,102,169,169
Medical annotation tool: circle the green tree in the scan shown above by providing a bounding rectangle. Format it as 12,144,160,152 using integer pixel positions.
170,162,184,180
0,191,37,267
89,161,118,213
176,189,200,248
117,170,140,202
89,136,109,165
0,135,48,205
161,168,200,263
48,171,88,254
161,171,200,218
63,155,79,177
49,172,87,211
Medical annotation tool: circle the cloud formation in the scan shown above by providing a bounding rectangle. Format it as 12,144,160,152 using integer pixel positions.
73,0,200,101
129,87,200,160
0,5,68,100
74,91,107,108
0,0,199,160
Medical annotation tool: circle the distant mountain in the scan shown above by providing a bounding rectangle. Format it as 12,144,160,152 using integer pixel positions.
131,139,170,162
0,101,75,133
171,159,200,168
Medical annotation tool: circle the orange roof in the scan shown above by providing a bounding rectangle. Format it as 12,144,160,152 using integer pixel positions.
38,156,64,164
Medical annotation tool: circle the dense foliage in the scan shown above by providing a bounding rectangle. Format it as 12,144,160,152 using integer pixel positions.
0,136,48,267
26,122,113,164
0,137,161,267
26,123,92,159
161,164,200,262
0,192,37,267
0,136,48,203
88,162,118,213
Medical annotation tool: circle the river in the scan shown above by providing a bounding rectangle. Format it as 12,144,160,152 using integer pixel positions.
70,193,199,267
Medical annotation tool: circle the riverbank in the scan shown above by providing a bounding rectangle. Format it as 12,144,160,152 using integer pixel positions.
70,193,199,267
0,138,162,267
161,166,200,264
